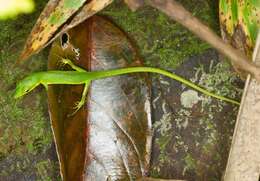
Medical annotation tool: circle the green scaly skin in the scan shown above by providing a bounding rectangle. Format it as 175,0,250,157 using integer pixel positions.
15,59,240,114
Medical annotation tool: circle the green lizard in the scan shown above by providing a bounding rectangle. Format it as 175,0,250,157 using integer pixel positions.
14,59,240,114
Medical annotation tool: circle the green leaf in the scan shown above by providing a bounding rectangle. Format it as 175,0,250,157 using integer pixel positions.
0,0,34,20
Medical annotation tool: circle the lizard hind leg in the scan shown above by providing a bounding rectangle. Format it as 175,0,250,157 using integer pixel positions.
71,81,90,115
61,58,86,72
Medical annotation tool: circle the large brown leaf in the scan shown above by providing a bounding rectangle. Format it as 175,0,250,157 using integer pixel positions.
47,16,152,181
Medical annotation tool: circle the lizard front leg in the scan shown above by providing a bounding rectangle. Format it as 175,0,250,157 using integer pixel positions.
61,58,86,72
61,58,90,115
71,81,90,115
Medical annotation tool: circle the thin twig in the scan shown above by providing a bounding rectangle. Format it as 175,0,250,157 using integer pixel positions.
125,0,260,81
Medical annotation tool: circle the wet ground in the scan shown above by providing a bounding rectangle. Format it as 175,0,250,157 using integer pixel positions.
0,0,243,180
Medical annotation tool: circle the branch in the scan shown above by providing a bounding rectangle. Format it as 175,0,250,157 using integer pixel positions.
125,0,260,81
124,0,144,11
223,32,260,181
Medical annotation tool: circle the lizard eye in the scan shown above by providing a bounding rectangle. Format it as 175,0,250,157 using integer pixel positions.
61,33,69,49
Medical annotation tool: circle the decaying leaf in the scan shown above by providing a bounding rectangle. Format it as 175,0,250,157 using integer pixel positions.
48,16,152,180
47,0,114,55
20,0,87,61
219,0,260,57
19,0,114,62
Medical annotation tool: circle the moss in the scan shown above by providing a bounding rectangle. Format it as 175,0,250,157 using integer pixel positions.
0,0,59,179
36,159,60,181
101,0,218,69
183,154,197,173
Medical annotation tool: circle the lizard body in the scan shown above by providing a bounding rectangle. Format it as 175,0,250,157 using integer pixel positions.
15,59,240,113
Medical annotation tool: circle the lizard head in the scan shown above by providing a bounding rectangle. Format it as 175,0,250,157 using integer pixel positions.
14,74,40,99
